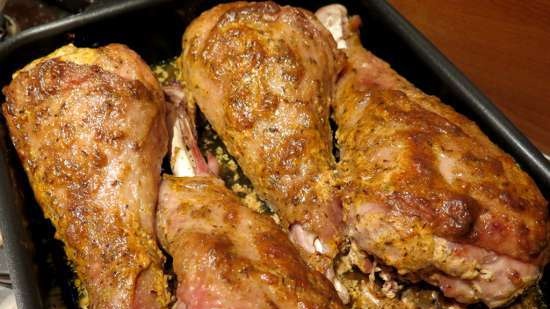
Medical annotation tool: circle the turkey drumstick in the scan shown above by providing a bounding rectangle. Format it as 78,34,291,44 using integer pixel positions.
316,5,549,307
2,44,171,308
178,1,345,272
156,91,344,309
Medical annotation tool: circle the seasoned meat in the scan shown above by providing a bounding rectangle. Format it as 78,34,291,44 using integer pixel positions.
157,176,344,309
156,93,344,309
316,5,548,308
178,1,345,272
2,44,170,308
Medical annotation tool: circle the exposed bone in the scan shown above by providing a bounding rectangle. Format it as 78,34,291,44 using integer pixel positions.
334,278,350,304
315,4,348,49
171,118,197,178
314,238,327,254
289,224,316,254
164,85,211,178
325,267,351,304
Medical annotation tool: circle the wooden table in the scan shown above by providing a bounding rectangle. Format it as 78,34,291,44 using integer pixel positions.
388,0,550,154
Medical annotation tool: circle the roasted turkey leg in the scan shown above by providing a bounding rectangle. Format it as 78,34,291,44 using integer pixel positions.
2,44,170,308
178,1,345,273
316,5,549,307
158,175,343,309
156,92,344,309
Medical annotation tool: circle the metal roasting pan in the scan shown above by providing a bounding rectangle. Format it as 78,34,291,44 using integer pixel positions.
0,0,548,308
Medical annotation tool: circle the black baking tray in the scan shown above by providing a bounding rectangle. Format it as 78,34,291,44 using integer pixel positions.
0,0,548,308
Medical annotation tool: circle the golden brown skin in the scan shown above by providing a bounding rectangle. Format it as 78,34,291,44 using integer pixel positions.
157,176,344,309
316,5,548,307
2,44,170,308
179,1,345,271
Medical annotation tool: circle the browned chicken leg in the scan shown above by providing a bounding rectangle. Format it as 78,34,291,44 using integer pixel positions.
178,1,345,273
156,96,344,309
2,44,170,308
316,5,549,308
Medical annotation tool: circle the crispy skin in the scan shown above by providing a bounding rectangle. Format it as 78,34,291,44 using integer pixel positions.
179,1,345,271
2,44,170,308
316,5,548,307
330,7,548,266
157,175,344,309
337,90,548,264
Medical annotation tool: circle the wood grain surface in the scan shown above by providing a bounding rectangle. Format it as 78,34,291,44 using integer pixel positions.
387,0,550,154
